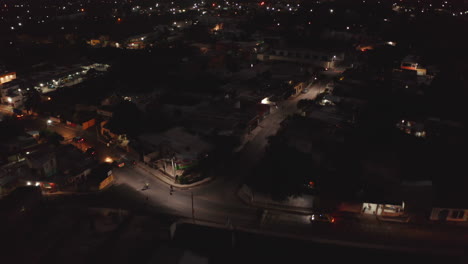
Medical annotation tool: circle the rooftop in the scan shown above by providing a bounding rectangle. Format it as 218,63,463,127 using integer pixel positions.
139,127,213,158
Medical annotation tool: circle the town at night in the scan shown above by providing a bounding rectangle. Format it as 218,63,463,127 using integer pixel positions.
0,0,467,263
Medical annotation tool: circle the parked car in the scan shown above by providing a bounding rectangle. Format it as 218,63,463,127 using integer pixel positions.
112,160,126,168
85,147,96,156
310,213,335,223
73,136,85,143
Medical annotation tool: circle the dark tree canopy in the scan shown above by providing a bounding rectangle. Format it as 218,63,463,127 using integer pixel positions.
106,101,144,136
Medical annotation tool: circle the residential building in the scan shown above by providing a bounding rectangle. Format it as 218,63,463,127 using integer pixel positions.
1,79,24,108
257,49,344,69
0,72,16,85
141,127,213,178
431,208,467,222
400,55,427,76
22,144,97,191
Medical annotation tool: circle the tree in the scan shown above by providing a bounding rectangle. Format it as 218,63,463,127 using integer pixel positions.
249,138,318,201
23,89,42,113
106,101,144,137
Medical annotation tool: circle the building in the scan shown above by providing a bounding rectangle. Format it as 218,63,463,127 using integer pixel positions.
0,79,24,108
141,127,212,178
257,49,344,69
0,162,33,197
400,55,427,76
26,148,57,178
22,145,97,191
0,72,16,85
430,208,467,222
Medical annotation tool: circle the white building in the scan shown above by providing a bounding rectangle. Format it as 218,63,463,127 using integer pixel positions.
1,80,24,108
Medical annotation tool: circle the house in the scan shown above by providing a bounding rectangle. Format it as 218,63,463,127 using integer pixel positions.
430,195,468,222
141,127,213,178
1,79,24,108
26,148,57,178
257,49,344,69
0,133,38,163
362,201,408,222
0,71,16,85
22,144,97,191
63,111,96,130
430,208,467,222
0,162,33,197
400,55,427,76
96,105,114,118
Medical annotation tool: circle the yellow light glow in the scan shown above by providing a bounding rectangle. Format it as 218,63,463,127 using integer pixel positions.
105,157,113,163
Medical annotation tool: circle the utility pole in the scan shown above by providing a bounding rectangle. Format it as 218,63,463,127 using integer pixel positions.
191,192,195,223
171,157,176,178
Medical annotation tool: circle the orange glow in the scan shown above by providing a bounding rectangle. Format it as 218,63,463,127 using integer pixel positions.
117,17,121,22
81,8,85,12
260,1,265,6
212,23,223,31
401,66,417,71
331,218,335,223
357,45,374,52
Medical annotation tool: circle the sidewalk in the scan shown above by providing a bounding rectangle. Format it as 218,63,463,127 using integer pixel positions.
135,162,212,190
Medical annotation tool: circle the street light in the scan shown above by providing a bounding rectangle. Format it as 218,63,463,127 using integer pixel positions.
47,119,52,125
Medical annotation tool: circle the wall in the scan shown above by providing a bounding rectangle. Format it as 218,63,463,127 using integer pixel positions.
82,118,96,130
99,174,114,190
